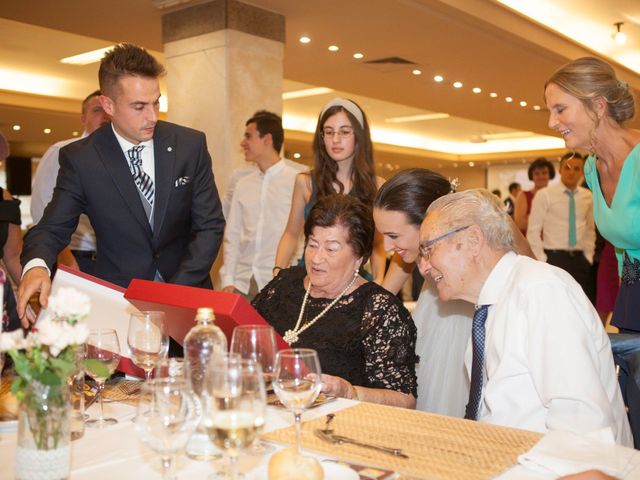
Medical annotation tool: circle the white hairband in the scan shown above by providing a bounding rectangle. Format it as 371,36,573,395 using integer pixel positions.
320,98,364,128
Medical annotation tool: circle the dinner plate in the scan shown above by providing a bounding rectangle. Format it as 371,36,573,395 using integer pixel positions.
246,460,358,480
0,419,18,434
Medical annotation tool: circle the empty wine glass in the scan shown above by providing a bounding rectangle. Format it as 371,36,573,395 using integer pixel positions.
230,325,277,390
85,328,121,428
128,311,168,380
203,355,266,480
273,349,322,455
134,377,198,480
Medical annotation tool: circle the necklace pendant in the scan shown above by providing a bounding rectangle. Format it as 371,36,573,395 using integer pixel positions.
283,329,298,345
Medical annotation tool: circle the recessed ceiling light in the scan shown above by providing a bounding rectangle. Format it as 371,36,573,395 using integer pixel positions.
453,81,463,89
489,92,498,98
412,69,422,75
12,125,21,131
468,161,475,167
505,97,513,103
299,36,311,44
72,131,80,137
533,105,541,111
433,75,444,82
472,87,482,94
328,45,339,52
43,128,52,134
353,53,364,59
60,46,114,65
293,152,301,159
519,101,527,107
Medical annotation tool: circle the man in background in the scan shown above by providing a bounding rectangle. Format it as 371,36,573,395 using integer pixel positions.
503,182,520,217
220,111,306,300
527,152,596,303
30,90,109,275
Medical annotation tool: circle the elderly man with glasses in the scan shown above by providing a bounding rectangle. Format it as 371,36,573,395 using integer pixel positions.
417,188,632,447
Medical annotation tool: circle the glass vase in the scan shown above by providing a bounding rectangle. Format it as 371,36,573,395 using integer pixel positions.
15,382,71,480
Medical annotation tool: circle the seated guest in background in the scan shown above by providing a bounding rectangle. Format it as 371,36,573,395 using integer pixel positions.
418,188,632,446
527,152,596,304
253,194,417,408
504,182,521,217
514,157,555,234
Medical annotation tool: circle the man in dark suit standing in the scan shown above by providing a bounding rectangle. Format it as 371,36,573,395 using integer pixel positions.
18,43,225,325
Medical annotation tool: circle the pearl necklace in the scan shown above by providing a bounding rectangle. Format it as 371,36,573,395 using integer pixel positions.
283,271,359,345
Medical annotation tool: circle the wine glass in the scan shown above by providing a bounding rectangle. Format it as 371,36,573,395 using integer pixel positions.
230,325,277,455
85,328,121,428
203,355,266,480
134,377,199,480
273,349,322,455
128,311,168,380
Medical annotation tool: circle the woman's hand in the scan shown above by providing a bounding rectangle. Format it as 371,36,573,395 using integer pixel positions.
320,373,357,399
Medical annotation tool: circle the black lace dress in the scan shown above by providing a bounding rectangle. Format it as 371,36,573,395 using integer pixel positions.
252,267,418,396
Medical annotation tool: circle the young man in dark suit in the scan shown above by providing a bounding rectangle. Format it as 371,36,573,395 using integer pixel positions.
18,43,225,325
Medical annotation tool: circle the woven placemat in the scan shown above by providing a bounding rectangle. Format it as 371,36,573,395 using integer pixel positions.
103,380,142,405
263,403,542,480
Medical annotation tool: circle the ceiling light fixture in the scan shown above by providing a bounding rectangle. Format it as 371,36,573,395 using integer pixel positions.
60,46,114,65
519,101,527,107
299,36,311,44
613,22,627,45
489,92,498,98
12,125,20,131
72,131,79,137
385,113,450,123
472,87,482,94
282,87,333,100
412,69,422,75
533,105,541,111
505,97,513,103
453,81,463,89
353,53,364,59
328,45,339,52
293,153,301,159
468,162,475,167
43,128,51,134
433,75,444,82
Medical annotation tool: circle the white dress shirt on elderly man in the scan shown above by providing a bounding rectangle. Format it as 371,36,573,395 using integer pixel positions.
468,251,632,446
220,159,303,295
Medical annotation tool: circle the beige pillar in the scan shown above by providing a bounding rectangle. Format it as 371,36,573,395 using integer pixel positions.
161,0,285,196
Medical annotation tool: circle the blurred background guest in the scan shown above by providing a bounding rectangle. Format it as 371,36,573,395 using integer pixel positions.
546,56,640,333
254,194,417,408
274,98,386,283
504,182,521,218
514,157,555,235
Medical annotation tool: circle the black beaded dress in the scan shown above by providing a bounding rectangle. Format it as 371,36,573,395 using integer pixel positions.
252,267,417,396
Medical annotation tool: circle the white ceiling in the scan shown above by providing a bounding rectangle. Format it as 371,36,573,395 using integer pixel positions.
1,0,639,168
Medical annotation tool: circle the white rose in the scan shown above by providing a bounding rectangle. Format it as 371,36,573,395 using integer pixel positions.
36,318,64,348
0,329,26,351
48,288,91,320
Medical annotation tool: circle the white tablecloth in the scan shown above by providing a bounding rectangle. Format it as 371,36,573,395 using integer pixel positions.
1,398,640,479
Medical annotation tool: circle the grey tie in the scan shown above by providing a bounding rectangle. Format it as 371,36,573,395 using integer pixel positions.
127,145,154,208
465,304,489,420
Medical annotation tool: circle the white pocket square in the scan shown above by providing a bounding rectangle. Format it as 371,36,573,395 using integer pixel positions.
175,176,191,187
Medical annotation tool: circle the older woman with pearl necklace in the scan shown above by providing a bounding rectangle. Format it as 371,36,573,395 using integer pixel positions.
253,194,417,408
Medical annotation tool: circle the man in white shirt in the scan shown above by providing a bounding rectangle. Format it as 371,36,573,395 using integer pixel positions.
418,188,632,446
527,152,596,303
220,111,306,299
30,90,109,275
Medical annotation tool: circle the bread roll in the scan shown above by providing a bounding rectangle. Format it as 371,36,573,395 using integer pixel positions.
268,447,323,480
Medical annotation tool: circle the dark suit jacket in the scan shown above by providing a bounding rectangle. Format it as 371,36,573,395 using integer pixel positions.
22,121,225,289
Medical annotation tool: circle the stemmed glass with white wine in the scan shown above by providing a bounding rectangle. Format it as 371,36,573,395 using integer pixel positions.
272,348,322,454
85,328,121,428
127,311,168,380
134,377,198,480
203,355,266,480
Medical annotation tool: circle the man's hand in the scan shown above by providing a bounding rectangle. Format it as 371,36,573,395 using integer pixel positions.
17,267,51,328
222,285,236,293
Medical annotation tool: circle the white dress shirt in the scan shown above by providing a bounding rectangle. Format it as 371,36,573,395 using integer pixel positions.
527,182,595,263
220,159,302,294
31,135,96,251
469,251,632,446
